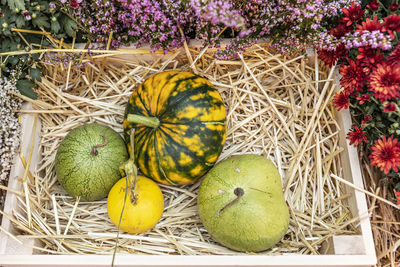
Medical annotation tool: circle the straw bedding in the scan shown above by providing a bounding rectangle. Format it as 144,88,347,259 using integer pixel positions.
6,44,360,255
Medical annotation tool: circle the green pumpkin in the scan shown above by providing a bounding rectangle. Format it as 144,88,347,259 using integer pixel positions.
55,123,129,201
123,70,227,185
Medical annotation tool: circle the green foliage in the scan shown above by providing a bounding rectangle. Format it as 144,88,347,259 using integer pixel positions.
0,0,77,99
32,15,50,28
29,67,40,81
16,79,37,99
50,20,60,33
5,0,25,10
61,15,77,37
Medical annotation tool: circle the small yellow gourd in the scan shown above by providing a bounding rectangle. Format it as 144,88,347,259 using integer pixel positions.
107,175,164,234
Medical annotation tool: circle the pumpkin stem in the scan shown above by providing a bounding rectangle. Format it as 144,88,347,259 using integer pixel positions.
217,187,244,216
90,133,108,156
127,114,160,129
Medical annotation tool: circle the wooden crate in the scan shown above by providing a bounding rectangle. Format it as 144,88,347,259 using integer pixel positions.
0,50,376,266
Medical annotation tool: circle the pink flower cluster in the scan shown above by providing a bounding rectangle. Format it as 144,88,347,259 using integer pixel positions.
59,0,354,57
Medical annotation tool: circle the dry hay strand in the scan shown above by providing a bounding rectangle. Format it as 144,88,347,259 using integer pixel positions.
359,150,400,267
9,44,360,256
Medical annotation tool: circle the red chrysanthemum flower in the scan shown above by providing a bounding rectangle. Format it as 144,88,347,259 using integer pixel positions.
318,49,337,67
341,2,365,26
369,135,400,174
356,16,383,32
335,44,348,61
318,45,347,67
361,115,372,125
70,0,78,7
384,102,398,112
395,191,400,205
356,94,370,104
330,23,351,38
357,46,384,71
339,59,366,93
384,14,400,38
390,3,399,11
367,0,379,11
347,125,368,146
369,63,400,101
333,90,350,110
387,43,400,66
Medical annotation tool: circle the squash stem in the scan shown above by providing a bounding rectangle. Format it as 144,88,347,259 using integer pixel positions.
90,133,108,156
217,187,244,216
127,114,160,128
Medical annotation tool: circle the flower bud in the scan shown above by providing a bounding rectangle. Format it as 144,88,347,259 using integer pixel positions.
15,8,20,13
23,11,32,20
2,22,8,29
51,16,57,22
49,8,55,13
0,63,6,69
32,13,37,19
36,5,41,11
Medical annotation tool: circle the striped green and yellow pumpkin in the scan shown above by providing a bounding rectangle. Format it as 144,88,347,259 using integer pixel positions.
123,70,227,185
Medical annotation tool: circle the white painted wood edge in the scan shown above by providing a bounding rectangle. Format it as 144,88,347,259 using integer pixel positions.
0,102,42,255
332,68,376,261
0,254,377,267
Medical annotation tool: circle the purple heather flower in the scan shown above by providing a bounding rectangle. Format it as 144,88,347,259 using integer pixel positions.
59,0,361,57
339,30,392,50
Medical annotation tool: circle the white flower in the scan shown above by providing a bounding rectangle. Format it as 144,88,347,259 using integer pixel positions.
0,77,22,182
